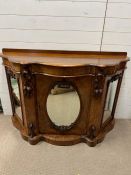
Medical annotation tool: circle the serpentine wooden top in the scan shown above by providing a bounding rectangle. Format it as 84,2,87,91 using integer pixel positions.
1,48,129,67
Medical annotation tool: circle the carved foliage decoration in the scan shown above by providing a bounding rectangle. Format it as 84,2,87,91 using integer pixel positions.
6,68,16,79
22,66,33,97
28,123,35,138
109,73,122,83
87,125,96,139
93,75,103,97
81,125,97,142
52,122,74,132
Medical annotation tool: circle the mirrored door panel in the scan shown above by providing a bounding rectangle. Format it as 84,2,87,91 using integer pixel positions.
10,77,22,120
46,82,80,128
103,80,118,123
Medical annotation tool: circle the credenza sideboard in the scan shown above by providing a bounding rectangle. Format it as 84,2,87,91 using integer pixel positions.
1,49,129,146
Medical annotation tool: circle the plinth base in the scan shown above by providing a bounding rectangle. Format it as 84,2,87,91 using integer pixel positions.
12,115,115,147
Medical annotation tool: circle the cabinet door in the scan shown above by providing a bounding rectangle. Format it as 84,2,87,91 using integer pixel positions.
102,78,119,124
36,74,92,135
6,69,23,121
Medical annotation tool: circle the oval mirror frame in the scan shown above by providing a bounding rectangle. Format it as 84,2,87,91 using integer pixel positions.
46,81,81,132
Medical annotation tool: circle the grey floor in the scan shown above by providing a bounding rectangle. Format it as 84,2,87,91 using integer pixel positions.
0,114,131,175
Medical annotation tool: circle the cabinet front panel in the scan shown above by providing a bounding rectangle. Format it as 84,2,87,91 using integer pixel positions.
36,74,92,135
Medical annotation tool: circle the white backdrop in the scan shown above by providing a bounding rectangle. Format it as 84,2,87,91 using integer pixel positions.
0,0,131,118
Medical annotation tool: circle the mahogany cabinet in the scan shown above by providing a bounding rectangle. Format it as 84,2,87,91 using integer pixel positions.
1,49,129,147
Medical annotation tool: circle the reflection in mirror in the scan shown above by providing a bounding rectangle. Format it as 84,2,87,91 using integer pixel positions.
46,82,80,127
103,80,118,123
10,77,22,120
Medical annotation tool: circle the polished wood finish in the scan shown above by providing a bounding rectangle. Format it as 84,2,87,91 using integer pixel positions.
1,48,129,147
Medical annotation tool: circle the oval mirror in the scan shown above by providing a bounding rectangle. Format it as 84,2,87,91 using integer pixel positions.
46,82,80,128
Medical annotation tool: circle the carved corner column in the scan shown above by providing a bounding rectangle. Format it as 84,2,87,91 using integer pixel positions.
20,65,39,142
81,73,107,146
